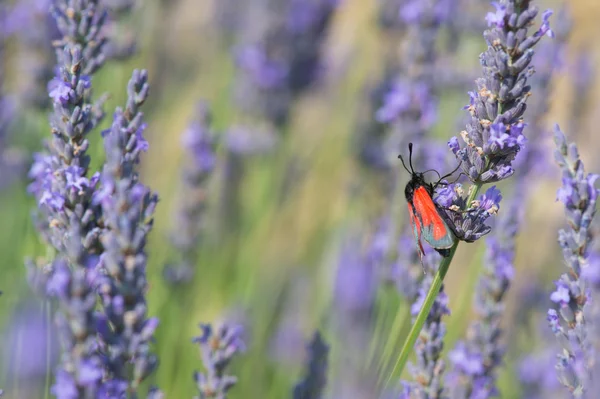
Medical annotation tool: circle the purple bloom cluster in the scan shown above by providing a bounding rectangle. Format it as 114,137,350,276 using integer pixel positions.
233,0,339,127
435,184,502,242
547,126,599,394
403,250,450,398
193,323,245,399
449,1,554,183
293,331,329,399
93,69,159,391
164,102,217,285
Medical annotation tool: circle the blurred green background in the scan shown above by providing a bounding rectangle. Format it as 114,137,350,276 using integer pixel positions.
1,0,600,397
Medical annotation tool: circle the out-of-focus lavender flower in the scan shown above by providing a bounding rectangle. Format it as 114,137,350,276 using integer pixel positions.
103,0,139,61
293,331,329,399
93,69,159,391
4,0,58,109
567,50,594,137
377,0,454,166
0,303,59,396
0,32,24,190
446,191,518,398
193,323,245,399
434,184,502,242
233,0,339,127
353,67,399,172
331,222,386,398
224,125,278,156
402,249,450,398
449,1,554,184
377,0,407,31
164,102,217,285
519,341,563,399
218,125,277,234
547,126,598,395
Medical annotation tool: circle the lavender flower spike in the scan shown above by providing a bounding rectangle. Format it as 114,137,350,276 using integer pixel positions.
93,69,159,392
446,195,517,398
51,0,109,75
47,257,106,398
27,1,111,393
293,331,329,399
547,125,598,395
164,102,216,285
402,250,450,399
449,1,554,184
193,323,245,399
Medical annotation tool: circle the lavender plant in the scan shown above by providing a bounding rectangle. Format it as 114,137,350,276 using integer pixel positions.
401,250,450,399
331,223,384,398
389,0,554,382
0,12,21,190
293,331,329,399
4,0,58,109
27,1,111,394
233,0,338,127
376,0,454,167
446,193,519,399
163,102,217,285
192,323,245,399
93,69,159,394
547,126,599,395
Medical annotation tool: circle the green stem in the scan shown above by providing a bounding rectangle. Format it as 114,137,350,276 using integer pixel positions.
385,182,483,386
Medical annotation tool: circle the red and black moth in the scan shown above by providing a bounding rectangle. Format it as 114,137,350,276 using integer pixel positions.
399,143,461,260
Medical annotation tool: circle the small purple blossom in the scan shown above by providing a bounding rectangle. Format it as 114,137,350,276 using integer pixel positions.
435,184,502,242
550,281,571,306
485,2,506,28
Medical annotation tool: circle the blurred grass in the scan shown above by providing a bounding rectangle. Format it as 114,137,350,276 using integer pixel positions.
1,0,600,397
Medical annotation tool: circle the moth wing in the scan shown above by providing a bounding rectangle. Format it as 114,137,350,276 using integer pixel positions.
407,203,425,259
411,186,454,249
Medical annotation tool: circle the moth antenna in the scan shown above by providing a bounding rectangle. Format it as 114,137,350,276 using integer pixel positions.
438,161,463,181
408,142,415,174
422,169,442,180
398,154,412,175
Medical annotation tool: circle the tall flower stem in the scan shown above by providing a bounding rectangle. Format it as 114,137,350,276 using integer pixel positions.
387,183,482,384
